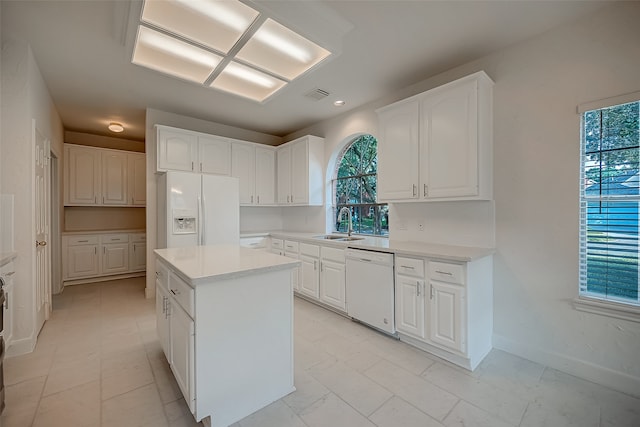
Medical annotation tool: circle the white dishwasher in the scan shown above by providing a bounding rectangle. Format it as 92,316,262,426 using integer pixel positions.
345,248,396,335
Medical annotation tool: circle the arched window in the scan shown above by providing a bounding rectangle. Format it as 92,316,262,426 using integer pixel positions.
333,134,388,236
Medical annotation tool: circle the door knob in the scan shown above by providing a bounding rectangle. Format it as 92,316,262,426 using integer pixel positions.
35,240,47,247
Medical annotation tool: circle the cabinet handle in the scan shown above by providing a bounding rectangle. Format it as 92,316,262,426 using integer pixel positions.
287,195,290,203
4,291,8,310
314,260,317,270
257,195,259,204
103,247,105,254
103,196,105,204
424,184,428,197
320,262,323,272
435,270,453,276
413,184,417,196
170,288,180,296
251,195,254,203
191,161,194,171
430,284,434,299
78,240,89,243
95,247,97,254
401,265,414,269
200,162,202,172
416,281,420,296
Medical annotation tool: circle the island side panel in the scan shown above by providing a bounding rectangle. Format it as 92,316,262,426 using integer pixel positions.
194,268,295,426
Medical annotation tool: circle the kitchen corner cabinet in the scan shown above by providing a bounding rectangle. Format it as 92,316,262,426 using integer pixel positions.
377,71,493,202
394,254,492,370
62,232,146,284
64,144,145,206
231,142,276,206
276,136,324,206
156,125,231,175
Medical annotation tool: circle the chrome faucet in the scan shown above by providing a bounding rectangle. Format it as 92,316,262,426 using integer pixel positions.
338,207,353,237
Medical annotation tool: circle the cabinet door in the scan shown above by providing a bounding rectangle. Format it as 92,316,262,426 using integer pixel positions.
377,100,420,200
199,135,231,175
102,243,129,274
290,139,309,204
156,284,171,360
429,281,465,353
284,252,299,291
128,153,146,206
170,302,195,411
157,128,198,172
319,259,346,311
276,145,291,204
395,275,425,339
420,80,478,198
299,254,319,299
255,147,275,205
130,241,146,271
101,151,128,205
66,245,99,278
65,145,100,205
231,143,256,205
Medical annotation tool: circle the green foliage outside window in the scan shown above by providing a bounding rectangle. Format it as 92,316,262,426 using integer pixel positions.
334,135,388,236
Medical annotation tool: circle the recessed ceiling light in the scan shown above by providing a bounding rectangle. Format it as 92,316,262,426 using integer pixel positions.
108,123,124,133
334,100,346,107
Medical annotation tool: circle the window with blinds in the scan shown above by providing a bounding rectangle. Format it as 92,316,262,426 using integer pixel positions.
580,99,640,305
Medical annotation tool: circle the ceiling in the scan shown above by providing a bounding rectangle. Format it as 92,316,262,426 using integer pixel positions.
1,0,611,141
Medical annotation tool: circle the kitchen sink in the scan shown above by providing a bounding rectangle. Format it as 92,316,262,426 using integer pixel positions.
312,235,364,241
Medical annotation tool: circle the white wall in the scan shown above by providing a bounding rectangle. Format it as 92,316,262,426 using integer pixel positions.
1,37,63,355
284,2,640,396
144,109,283,297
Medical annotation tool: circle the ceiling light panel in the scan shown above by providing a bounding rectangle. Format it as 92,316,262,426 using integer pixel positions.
132,26,222,84
141,0,259,54
236,18,331,80
210,62,287,102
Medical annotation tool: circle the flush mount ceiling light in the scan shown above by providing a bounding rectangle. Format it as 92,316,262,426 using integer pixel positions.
108,122,124,133
334,100,346,107
132,0,332,102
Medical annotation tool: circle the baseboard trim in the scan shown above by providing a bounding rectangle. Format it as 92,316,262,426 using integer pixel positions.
6,335,36,358
493,334,640,398
63,272,145,287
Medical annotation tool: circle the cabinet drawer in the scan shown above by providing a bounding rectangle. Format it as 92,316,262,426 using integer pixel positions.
240,237,267,249
155,260,169,292
284,240,300,253
299,242,319,257
169,273,194,318
429,261,465,285
67,235,99,246
271,238,284,250
100,233,129,243
321,246,344,263
396,256,425,278
130,233,146,243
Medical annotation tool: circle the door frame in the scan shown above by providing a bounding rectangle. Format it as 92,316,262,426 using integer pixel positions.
50,152,61,295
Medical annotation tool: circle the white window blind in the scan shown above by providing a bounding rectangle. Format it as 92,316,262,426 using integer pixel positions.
579,99,640,306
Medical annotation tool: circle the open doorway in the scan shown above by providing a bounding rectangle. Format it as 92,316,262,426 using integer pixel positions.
50,153,61,295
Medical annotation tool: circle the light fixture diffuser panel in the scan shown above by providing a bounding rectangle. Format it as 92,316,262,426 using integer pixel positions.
210,62,287,102
141,0,259,54
236,18,331,81
132,26,222,84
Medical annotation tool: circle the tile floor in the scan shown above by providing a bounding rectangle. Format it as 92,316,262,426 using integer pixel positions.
2,277,639,427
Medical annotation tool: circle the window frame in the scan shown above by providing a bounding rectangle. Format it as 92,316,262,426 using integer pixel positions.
575,91,640,322
332,135,388,237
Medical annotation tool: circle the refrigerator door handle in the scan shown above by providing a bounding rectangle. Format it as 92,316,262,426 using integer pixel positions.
198,195,205,246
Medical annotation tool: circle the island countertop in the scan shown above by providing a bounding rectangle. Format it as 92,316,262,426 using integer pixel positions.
154,245,300,285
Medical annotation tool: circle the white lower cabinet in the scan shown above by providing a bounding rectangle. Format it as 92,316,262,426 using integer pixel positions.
169,301,195,411
394,254,492,370
319,246,346,311
63,232,146,284
284,241,300,292
299,253,320,299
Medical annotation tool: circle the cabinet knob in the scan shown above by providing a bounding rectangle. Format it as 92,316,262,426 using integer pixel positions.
424,184,428,197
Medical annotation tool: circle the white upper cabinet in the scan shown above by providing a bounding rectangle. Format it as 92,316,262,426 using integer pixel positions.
199,135,231,175
277,135,324,206
101,150,128,205
64,144,145,207
157,127,198,172
231,142,256,205
65,144,101,205
128,153,146,206
377,71,493,202
255,147,276,205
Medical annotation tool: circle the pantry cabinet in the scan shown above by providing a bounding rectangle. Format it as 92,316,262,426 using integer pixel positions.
64,144,146,207
276,136,324,206
62,231,146,284
377,71,493,202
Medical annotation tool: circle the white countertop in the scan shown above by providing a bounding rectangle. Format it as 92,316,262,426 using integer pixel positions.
62,229,145,235
155,245,301,285
244,231,494,262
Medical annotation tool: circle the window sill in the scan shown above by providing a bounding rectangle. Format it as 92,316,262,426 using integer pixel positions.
573,297,640,323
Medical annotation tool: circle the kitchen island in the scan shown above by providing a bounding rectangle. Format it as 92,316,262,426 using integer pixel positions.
154,245,301,427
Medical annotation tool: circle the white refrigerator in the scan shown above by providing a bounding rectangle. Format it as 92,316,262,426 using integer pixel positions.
157,171,240,248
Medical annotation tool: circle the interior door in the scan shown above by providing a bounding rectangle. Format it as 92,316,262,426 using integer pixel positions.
34,121,51,334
